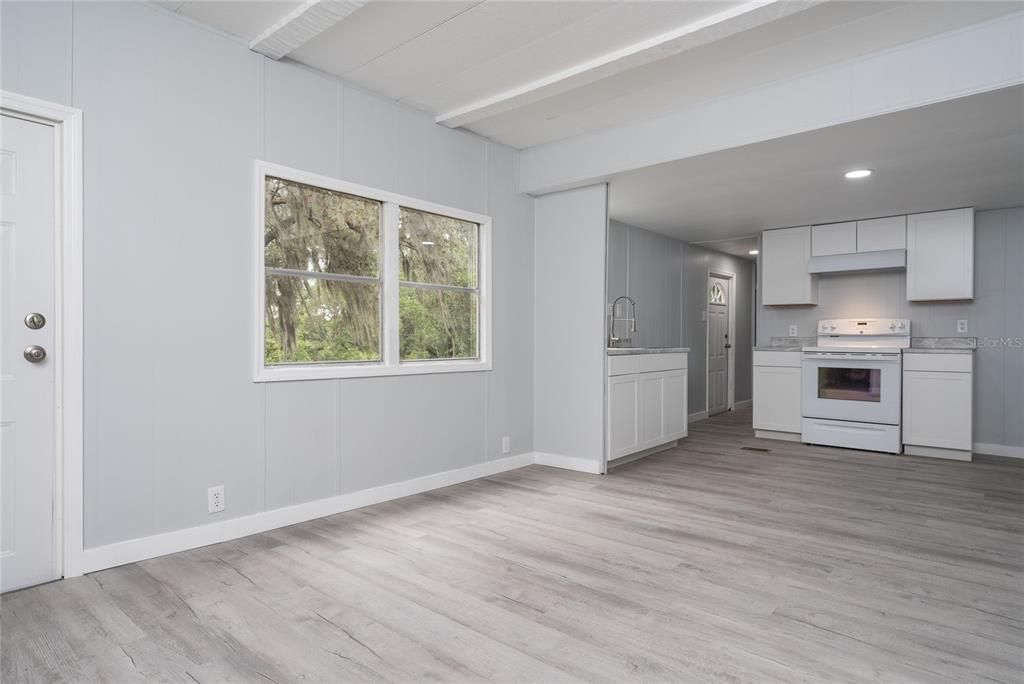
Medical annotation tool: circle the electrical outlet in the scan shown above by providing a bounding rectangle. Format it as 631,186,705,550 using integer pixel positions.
956,319,968,334
207,485,225,513
789,324,799,337
501,436,511,454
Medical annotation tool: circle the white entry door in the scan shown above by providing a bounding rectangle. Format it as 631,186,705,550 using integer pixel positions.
707,275,730,416
1,114,59,592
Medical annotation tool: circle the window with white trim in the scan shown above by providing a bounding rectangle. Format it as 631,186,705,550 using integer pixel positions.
256,162,490,381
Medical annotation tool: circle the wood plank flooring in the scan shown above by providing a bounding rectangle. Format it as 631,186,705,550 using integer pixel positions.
3,408,1022,682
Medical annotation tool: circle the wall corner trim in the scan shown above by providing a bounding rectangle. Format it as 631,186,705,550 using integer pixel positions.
74,452,535,576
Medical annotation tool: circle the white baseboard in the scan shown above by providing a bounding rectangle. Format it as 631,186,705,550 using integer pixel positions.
973,442,1024,459
734,399,752,410
533,451,604,474
74,452,535,576
688,410,708,423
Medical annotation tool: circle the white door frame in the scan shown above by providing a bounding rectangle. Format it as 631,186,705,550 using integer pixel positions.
1,91,84,580
705,269,736,415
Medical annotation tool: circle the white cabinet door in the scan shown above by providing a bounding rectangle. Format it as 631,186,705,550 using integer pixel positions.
607,374,640,460
753,365,802,433
903,370,972,450
762,226,817,305
638,372,666,449
906,208,974,301
811,222,857,256
857,216,906,252
663,370,688,441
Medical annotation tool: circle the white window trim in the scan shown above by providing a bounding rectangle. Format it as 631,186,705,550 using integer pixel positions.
253,160,492,382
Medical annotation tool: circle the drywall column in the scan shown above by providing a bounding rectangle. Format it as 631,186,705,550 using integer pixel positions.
533,184,608,473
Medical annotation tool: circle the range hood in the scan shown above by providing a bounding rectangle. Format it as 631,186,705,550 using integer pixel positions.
807,249,906,275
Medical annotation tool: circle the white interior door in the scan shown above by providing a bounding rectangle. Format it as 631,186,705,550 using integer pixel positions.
707,276,730,417
1,113,58,592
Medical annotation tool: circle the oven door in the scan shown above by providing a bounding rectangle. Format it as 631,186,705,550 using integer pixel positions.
801,353,902,424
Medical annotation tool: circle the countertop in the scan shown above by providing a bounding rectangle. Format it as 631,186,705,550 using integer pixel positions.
753,346,803,352
606,347,690,356
904,347,975,354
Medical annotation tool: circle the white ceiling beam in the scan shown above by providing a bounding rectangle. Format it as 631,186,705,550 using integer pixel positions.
518,11,1024,195
435,0,826,129
250,0,368,60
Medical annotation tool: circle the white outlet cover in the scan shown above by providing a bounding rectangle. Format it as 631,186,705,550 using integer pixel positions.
208,485,225,513
789,325,799,336
957,319,968,333
501,436,511,454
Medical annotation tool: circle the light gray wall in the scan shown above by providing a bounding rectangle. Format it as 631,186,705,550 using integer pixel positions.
757,207,1024,448
535,185,608,464
2,1,535,548
607,220,754,413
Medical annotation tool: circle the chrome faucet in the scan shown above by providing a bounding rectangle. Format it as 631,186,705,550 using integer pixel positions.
608,295,638,347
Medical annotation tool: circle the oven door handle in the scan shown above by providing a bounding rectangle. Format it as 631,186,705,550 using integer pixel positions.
802,354,901,360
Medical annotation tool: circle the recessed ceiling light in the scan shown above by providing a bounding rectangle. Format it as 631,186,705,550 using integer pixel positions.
844,169,872,179
748,249,759,255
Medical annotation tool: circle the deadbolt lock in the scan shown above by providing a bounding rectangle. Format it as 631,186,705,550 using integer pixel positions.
24,312,46,330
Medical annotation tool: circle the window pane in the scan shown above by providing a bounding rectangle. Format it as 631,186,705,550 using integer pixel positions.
399,207,478,287
265,275,380,364
265,176,381,277
399,287,478,361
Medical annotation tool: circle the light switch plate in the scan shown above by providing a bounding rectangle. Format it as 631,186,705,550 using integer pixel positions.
789,325,799,336
957,319,968,333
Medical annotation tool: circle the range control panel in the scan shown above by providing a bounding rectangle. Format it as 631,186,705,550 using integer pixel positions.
817,319,910,336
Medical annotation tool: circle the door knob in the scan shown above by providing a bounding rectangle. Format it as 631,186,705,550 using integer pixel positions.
24,312,46,330
24,345,47,363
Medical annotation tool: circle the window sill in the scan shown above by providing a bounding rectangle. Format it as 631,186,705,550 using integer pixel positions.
254,359,492,382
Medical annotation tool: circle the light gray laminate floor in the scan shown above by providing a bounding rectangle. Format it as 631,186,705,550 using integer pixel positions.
2,408,1022,683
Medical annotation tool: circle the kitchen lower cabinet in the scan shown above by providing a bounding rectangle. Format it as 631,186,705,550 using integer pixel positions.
903,352,973,460
607,353,688,464
752,351,802,440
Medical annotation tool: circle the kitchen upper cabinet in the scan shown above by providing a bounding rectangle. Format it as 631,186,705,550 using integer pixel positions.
752,351,802,436
811,222,856,256
857,215,906,252
906,208,974,301
762,226,817,305
903,352,973,460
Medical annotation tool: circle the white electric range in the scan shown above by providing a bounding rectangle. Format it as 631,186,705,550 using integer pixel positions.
801,318,910,454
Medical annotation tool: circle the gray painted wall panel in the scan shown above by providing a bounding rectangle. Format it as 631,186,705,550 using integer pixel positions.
0,0,72,105
606,221,755,414
757,207,1024,447
535,185,607,463
485,144,535,460
264,59,342,178
4,1,535,548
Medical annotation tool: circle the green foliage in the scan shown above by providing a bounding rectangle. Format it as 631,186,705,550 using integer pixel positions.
264,177,478,365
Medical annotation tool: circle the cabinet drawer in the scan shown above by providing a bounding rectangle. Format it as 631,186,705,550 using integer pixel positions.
608,353,687,376
753,351,802,368
903,353,973,373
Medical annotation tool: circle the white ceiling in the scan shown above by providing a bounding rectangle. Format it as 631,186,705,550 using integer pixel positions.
608,86,1024,243
159,0,1024,149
